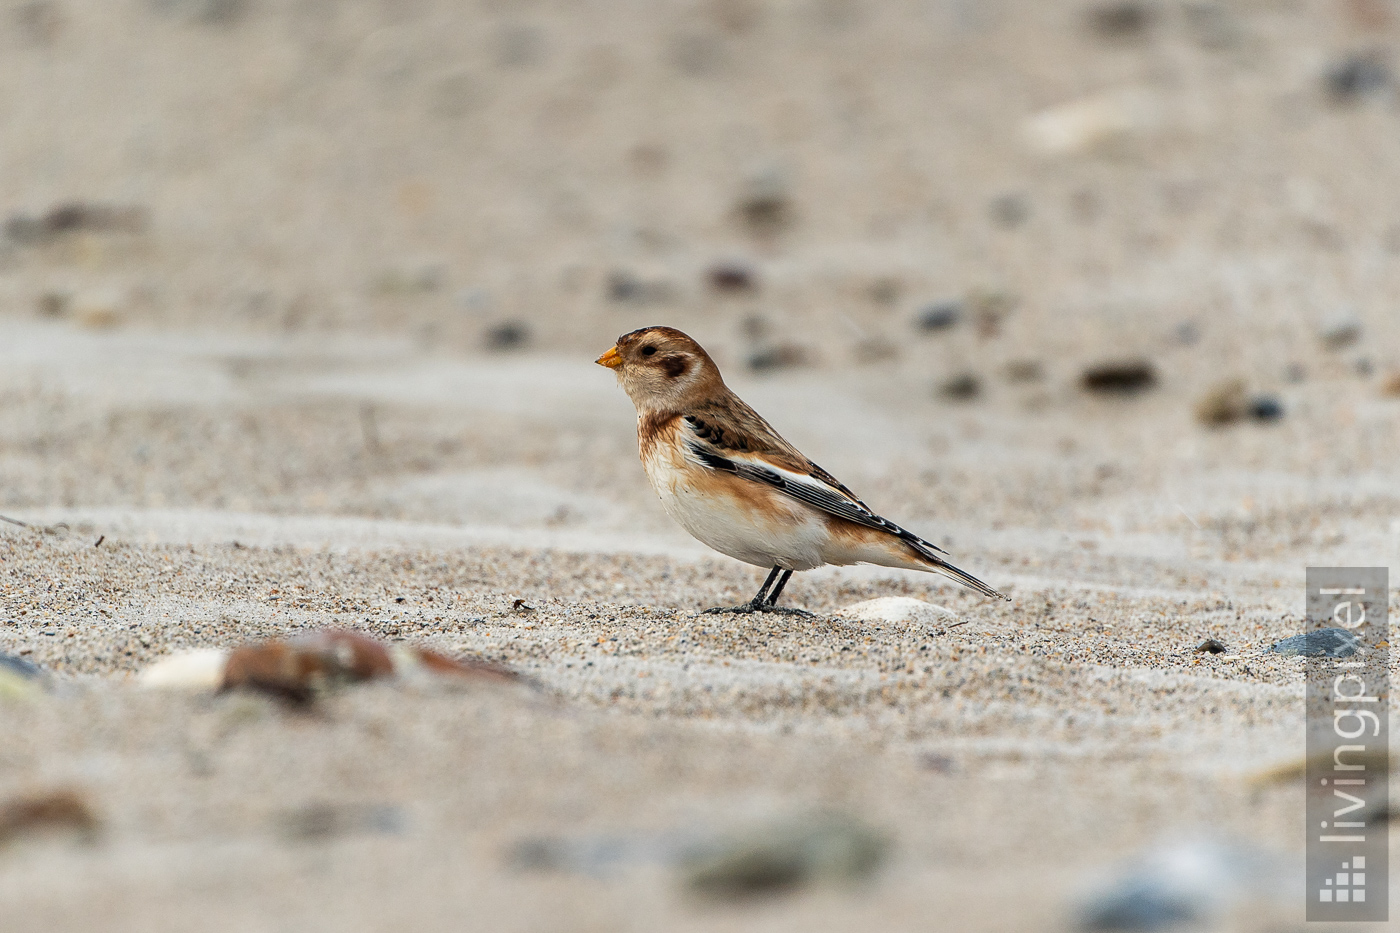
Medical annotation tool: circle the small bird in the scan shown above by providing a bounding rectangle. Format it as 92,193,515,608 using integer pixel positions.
597,326,1007,613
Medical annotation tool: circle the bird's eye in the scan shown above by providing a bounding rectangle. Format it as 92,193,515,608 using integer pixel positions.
641,345,657,356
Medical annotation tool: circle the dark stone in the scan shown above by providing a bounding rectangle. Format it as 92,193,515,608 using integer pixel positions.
1004,359,1043,383
1086,1,1154,39
1080,881,1200,931
706,261,757,293
149,0,247,25
939,373,981,401
989,193,1030,228
738,192,791,234
1081,360,1157,394
747,345,808,372
684,816,887,900
483,321,530,350
5,202,146,245
279,802,404,841
736,170,793,236
1194,638,1227,654
1326,54,1390,104
607,270,674,305
1183,3,1242,50
0,654,43,679
1247,395,1284,422
1268,628,1361,658
916,301,962,332
1319,314,1362,349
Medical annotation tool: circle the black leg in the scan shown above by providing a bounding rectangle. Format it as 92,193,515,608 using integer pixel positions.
751,566,782,605
701,566,811,616
764,569,794,606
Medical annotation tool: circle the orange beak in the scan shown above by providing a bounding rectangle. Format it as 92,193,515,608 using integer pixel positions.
595,345,623,369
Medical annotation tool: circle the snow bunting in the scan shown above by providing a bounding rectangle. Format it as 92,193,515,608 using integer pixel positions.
597,326,1007,613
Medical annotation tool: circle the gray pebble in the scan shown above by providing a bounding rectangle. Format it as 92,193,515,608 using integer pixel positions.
1319,313,1362,350
939,373,981,401
916,302,962,332
1325,54,1390,105
0,654,44,679
1247,395,1284,422
1267,628,1361,658
484,321,530,351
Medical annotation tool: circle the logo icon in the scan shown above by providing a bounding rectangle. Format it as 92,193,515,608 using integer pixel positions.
1319,856,1366,903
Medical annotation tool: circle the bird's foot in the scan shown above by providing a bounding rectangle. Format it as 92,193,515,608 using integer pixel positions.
701,601,813,617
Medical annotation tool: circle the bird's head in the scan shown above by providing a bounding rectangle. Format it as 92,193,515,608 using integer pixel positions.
596,326,723,411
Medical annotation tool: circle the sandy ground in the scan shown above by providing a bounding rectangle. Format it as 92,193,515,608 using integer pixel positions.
3,0,1400,930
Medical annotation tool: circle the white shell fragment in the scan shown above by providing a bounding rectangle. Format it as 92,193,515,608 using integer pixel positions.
1023,88,1161,156
843,597,958,627
138,648,231,690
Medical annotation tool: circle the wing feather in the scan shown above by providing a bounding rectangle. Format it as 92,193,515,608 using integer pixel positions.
677,407,1006,600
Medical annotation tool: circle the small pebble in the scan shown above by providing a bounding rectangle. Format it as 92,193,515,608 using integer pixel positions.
1325,54,1390,104
1005,359,1044,383
938,373,981,401
14,1,64,45
0,654,44,700
36,292,67,318
607,270,674,305
683,814,887,899
1077,838,1289,932
1318,313,1362,350
1183,2,1242,49
4,202,146,245
1194,638,1227,654
853,339,898,363
736,168,793,236
1247,395,1284,422
149,0,246,24
279,802,405,841
747,345,808,372
915,301,962,332
969,289,1017,339
868,277,902,306
1085,1,1154,39
484,321,530,351
1081,360,1157,394
140,630,518,703
0,653,44,680
988,193,1030,228
706,261,757,294
1267,628,1361,658
1381,372,1400,396
1194,379,1247,426
0,789,100,844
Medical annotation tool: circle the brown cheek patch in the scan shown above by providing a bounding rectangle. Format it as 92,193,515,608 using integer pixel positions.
660,356,690,378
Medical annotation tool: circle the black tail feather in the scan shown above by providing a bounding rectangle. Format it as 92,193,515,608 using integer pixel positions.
906,538,1009,601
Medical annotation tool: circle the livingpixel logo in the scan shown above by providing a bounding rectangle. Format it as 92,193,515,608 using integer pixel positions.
1318,855,1366,904
1305,568,1389,922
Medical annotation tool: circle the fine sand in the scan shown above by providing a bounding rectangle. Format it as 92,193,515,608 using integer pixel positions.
3,1,1400,930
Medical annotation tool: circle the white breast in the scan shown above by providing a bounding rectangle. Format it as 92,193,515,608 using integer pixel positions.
641,439,828,571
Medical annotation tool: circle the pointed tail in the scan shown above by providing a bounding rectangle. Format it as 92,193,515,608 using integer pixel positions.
905,537,1009,601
